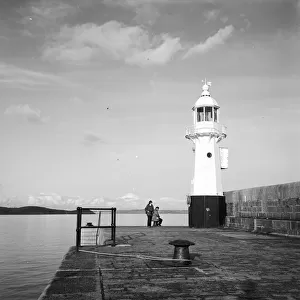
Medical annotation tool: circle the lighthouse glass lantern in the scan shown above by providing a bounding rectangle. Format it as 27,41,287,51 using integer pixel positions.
185,80,228,228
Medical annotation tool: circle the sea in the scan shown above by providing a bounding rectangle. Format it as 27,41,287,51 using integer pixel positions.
0,213,188,300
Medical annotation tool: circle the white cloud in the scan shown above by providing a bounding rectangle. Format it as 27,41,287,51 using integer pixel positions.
183,25,234,59
28,193,62,207
117,193,141,209
89,197,105,205
119,193,139,202
125,34,182,66
4,104,49,124
27,193,109,209
42,21,182,66
0,196,25,208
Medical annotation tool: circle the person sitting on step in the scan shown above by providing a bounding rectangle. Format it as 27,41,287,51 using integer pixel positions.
152,206,163,226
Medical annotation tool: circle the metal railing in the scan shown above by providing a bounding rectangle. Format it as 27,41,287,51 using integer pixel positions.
76,207,116,250
185,124,227,138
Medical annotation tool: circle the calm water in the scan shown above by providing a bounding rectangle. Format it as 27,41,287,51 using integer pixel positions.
0,213,187,300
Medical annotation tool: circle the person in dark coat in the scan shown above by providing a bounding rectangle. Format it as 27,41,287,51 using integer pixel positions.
144,200,154,227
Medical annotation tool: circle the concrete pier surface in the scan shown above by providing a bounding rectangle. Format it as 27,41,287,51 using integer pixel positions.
39,227,300,300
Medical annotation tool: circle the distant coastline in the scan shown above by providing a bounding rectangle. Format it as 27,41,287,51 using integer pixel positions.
0,206,92,215
0,206,188,215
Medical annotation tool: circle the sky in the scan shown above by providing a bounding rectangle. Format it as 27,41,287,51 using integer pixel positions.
0,0,299,210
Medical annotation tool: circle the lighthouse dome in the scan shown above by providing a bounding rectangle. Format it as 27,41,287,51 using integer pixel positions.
194,95,219,108
194,81,219,108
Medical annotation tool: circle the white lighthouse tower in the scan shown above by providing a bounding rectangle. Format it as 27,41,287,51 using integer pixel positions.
185,79,228,228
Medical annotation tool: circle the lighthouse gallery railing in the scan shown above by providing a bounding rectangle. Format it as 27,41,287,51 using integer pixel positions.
185,124,227,138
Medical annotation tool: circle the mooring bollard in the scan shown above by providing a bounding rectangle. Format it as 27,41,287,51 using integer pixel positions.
169,240,195,264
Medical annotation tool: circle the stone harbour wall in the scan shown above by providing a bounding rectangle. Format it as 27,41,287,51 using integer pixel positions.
224,181,300,236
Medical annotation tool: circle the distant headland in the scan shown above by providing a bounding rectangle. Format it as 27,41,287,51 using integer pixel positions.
0,206,92,215
0,206,187,215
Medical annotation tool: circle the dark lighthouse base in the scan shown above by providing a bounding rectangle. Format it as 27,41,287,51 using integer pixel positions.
188,195,226,228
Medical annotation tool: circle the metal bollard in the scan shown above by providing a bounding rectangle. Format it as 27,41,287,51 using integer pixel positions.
169,240,195,264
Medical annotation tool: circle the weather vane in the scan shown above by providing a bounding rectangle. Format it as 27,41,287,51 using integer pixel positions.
202,78,212,91
202,78,212,87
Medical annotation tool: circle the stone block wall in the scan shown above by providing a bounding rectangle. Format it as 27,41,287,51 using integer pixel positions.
224,181,300,236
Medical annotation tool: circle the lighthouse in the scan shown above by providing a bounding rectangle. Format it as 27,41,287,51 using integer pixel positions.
185,79,228,228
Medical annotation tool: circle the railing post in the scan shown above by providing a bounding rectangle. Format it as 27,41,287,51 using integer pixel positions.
113,208,116,246
76,207,82,251
96,211,101,245
111,208,114,246
110,207,116,246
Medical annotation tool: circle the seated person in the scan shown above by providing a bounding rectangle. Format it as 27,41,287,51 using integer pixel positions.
152,206,163,226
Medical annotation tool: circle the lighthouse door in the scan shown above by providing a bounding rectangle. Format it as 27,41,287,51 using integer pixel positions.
204,197,219,228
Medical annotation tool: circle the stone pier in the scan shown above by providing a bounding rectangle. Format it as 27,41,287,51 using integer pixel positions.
39,226,300,300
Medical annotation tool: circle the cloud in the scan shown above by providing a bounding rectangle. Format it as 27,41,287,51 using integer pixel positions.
42,21,182,66
0,196,25,208
25,192,140,210
4,104,49,124
118,193,139,202
83,131,103,145
117,193,140,209
1,190,186,210
28,193,62,206
26,193,107,209
125,34,182,66
31,194,102,209
183,25,234,59
89,197,105,205
203,9,220,22
0,62,75,90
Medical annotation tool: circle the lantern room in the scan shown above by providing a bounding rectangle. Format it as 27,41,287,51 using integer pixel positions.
192,80,220,125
